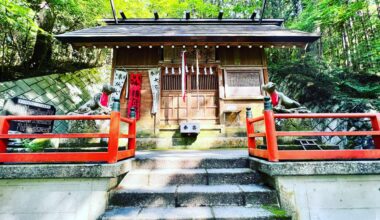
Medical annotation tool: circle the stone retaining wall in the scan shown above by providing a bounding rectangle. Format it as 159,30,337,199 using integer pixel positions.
0,159,132,220
0,67,110,133
250,157,380,220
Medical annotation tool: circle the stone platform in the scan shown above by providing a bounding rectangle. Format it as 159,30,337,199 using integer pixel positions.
102,149,289,220
2,150,379,220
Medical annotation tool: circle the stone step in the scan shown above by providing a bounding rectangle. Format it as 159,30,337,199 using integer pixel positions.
133,157,249,169
121,168,261,186
109,184,278,207
101,206,290,220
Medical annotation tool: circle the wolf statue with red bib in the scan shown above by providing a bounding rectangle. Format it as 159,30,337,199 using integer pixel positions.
262,82,309,113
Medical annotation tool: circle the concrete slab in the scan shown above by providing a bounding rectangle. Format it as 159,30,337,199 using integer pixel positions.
249,157,380,176
110,186,177,207
212,206,287,219
177,185,243,206
136,149,248,160
177,184,241,193
118,169,151,187
0,159,133,179
148,169,208,186
0,178,113,220
102,207,141,220
137,207,214,219
207,168,260,185
133,157,248,169
239,185,278,206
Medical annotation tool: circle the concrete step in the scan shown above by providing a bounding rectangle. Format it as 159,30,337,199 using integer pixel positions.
207,168,261,185
121,168,261,186
101,206,290,220
133,157,249,169
109,184,278,207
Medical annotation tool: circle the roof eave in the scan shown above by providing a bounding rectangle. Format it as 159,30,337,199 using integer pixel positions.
56,35,320,46
101,18,285,26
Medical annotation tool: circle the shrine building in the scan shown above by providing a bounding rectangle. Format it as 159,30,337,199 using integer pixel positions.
56,16,320,148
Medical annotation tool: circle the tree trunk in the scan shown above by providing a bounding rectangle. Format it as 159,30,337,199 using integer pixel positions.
1,34,6,76
29,6,56,70
349,17,358,71
342,23,352,68
292,0,303,18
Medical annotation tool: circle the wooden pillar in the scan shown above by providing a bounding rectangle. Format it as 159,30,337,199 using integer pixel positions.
263,97,279,162
128,107,137,151
108,99,121,163
371,114,380,149
261,48,269,84
0,117,9,153
246,107,256,150
218,67,225,125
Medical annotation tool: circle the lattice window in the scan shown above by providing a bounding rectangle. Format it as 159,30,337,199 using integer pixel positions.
190,74,218,90
224,68,263,98
162,75,181,91
161,69,218,91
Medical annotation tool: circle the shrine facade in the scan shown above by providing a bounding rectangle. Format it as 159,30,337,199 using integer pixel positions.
56,18,319,141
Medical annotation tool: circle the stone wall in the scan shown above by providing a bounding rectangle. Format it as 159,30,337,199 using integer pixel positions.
0,160,132,220
277,175,380,220
250,158,380,220
0,178,115,220
0,67,110,133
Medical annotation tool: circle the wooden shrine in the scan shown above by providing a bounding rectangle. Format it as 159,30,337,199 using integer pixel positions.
56,17,319,139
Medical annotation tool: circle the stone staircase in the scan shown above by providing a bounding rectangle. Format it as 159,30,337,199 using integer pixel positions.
101,151,290,220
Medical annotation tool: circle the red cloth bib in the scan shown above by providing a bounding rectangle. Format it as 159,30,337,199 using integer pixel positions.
99,92,109,107
270,91,279,107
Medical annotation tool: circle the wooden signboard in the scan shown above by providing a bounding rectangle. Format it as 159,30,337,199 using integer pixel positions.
111,68,128,104
3,97,56,133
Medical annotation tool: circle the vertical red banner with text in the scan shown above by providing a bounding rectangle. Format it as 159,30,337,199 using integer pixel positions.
127,73,142,120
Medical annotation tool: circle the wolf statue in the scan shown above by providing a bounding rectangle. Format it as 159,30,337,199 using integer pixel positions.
262,82,310,113
71,84,116,115
66,84,117,146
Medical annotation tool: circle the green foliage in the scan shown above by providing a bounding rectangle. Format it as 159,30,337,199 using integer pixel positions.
287,0,380,73
112,0,261,18
269,54,337,104
0,0,109,80
261,205,288,217
23,138,52,152
339,76,380,99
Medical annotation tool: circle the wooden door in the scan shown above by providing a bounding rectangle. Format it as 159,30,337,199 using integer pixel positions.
160,67,219,125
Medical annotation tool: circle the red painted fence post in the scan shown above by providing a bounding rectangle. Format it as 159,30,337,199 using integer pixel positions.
246,107,256,152
371,114,380,149
263,97,279,162
128,107,136,151
0,117,10,153
108,99,121,163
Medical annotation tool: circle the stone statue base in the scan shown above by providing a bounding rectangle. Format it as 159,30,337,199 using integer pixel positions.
66,109,110,147
274,106,311,114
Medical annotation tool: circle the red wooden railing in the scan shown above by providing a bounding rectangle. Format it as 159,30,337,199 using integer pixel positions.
246,97,380,162
0,103,136,164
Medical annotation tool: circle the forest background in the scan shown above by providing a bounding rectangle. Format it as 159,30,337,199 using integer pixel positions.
1,0,379,112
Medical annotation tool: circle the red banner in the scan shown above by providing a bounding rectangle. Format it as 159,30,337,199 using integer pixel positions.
127,73,142,120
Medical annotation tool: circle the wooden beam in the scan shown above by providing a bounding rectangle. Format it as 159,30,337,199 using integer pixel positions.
259,0,267,24
154,11,159,20
120,10,127,20
218,11,224,20
110,0,118,24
